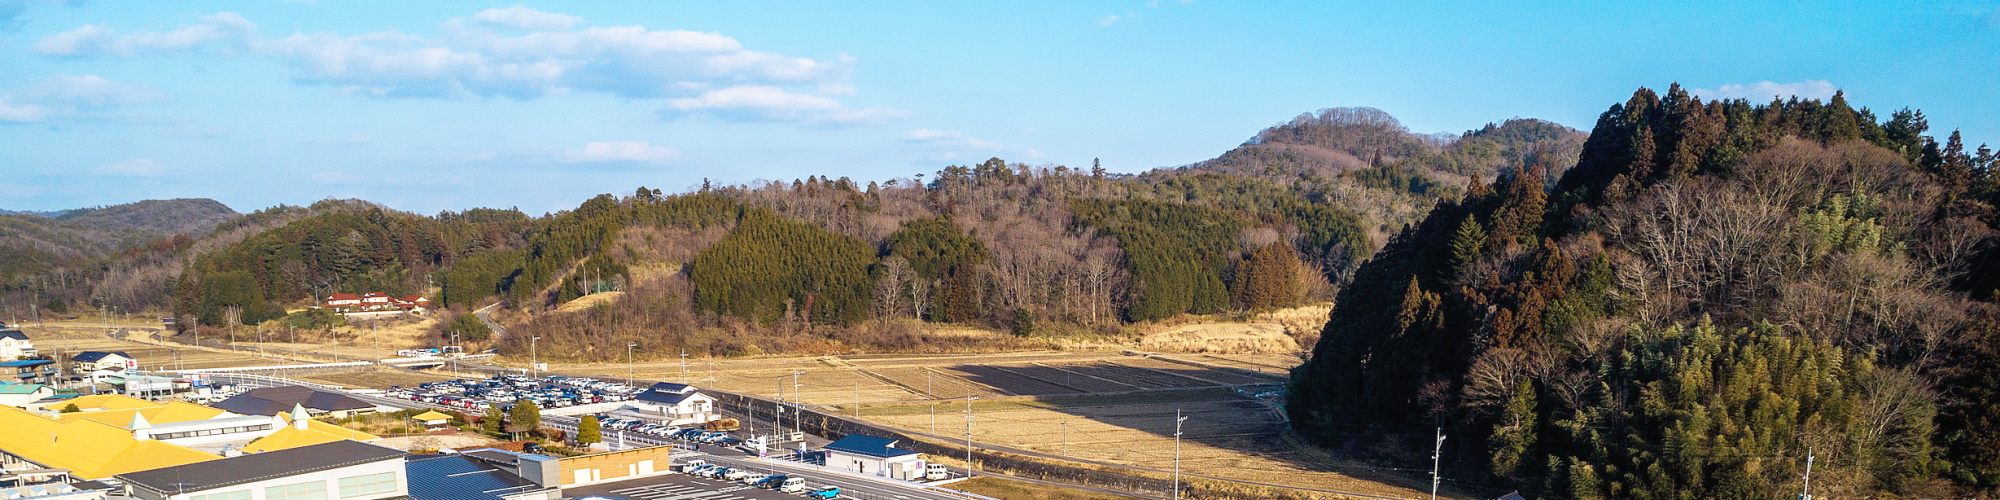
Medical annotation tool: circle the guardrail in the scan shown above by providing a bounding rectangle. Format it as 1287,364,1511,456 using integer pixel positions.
162,361,373,374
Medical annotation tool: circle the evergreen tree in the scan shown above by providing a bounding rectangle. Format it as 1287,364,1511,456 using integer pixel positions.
506,400,541,438
577,415,602,445
1448,215,1486,277
481,406,503,435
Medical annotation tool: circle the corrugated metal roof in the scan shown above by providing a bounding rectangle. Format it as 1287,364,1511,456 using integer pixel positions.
117,440,406,494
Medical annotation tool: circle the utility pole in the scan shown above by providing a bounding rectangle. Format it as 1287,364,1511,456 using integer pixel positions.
792,370,805,442
1174,410,1188,500
1061,421,1069,456
928,369,936,435
680,349,689,384
450,333,460,376
965,395,978,479
853,378,860,418
626,343,637,387
1430,427,1446,500
774,378,784,442
1800,447,1816,500
530,336,541,377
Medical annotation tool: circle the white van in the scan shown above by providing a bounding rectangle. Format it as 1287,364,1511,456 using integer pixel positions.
924,463,951,480
779,477,807,493
678,459,707,473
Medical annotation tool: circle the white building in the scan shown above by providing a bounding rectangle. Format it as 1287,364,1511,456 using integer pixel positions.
115,440,407,500
0,330,34,360
821,435,927,481
627,382,717,427
71,351,135,373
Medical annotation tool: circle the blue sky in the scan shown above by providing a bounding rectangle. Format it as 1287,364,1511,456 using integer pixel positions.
2,1,1995,214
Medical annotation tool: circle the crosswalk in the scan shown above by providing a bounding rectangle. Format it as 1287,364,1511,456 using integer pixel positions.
605,481,767,500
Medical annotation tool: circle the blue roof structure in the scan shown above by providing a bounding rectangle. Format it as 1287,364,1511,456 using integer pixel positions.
824,435,921,459
634,382,706,405
71,351,130,363
405,454,546,500
0,330,26,341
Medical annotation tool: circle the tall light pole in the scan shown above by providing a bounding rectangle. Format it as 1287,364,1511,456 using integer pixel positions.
1061,421,1068,456
1430,427,1446,500
792,370,805,441
965,395,978,479
1173,410,1188,500
774,377,785,444
530,336,541,377
626,343,637,386
450,333,461,377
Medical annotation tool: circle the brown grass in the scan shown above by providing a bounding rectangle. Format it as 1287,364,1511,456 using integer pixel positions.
950,477,1144,500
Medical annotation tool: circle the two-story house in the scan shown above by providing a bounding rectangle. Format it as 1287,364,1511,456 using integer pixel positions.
0,330,34,360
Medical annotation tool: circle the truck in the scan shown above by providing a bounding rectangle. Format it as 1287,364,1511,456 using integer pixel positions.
805,486,841,499
924,463,951,480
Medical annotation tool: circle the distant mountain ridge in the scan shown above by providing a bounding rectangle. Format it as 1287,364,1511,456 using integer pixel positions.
50,198,239,236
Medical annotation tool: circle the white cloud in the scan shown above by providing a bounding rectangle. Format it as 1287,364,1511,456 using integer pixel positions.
32,74,162,107
902,128,997,149
95,158,165,176
1691,80,1837,102
666,85,907,124
473,6,581,30
0,98,45,122
34,13,254,57
563,140,678,163
1097,14,1123,26
32,9,886,124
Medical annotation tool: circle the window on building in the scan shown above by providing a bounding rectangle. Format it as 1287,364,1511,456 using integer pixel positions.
337,472,398,498
265,481,327,500
189,490,250,500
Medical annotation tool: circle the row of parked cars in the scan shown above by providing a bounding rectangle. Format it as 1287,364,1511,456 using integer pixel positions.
385,375,645,410
593,416,742,445
677,460,839,498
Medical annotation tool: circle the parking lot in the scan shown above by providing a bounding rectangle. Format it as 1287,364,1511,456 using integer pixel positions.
384,374,644,411
570,473,815,500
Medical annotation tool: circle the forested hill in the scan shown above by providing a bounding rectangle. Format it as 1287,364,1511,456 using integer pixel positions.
53,198,239,235
0,198,241,294
59,104,1577,360
1288,85,2000,498
1162,108,1586,232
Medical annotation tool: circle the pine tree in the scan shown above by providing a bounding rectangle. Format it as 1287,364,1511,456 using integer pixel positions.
1448,215,1486,277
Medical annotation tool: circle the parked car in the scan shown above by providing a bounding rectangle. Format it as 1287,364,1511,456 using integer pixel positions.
677,460,707,473
741,473,769,485
720,468,748,481
805,486,841,499
777,477,807,493
924,463,950,480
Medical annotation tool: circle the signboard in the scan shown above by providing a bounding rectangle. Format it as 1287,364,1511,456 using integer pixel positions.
124,359,139,371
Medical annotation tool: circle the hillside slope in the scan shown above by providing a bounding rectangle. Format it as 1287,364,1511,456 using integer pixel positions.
1288,86,2000,498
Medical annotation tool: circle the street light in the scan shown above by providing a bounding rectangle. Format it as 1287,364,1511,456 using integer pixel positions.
1174,409,1188,500
450,333,461,377
530,336,541,377
626,343,638,387
965,395,978,479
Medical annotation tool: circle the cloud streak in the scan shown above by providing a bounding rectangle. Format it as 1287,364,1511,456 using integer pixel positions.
665,85,908,124
563,141,678,163
31,7,900,125
1691,80,1837,102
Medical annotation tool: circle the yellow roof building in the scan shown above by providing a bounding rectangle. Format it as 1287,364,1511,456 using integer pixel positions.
412,410,452,422
0,395,382,479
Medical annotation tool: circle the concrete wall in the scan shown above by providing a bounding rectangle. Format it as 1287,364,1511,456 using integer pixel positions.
554,445,676,487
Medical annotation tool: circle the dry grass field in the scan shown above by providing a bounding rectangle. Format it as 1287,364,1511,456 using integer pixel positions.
24,326,284,371
297,367,454,389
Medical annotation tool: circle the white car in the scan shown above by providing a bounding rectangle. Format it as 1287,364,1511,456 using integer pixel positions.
778,477,807,493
